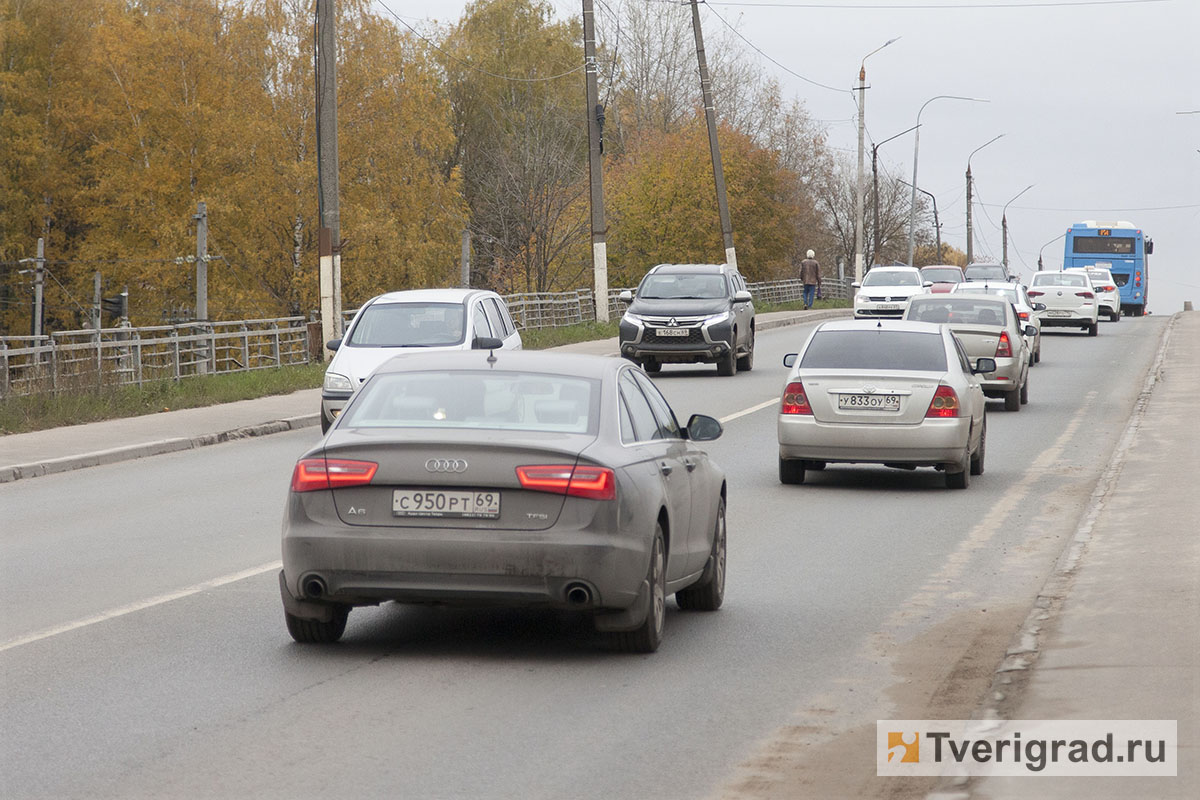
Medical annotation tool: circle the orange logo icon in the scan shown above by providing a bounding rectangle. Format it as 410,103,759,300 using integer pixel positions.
887,732,920,763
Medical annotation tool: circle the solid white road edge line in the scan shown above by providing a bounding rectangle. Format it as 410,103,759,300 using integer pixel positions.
0,560,282,654
0,396,786,654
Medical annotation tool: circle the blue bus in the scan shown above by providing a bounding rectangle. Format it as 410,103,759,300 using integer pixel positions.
1063,221,1153,316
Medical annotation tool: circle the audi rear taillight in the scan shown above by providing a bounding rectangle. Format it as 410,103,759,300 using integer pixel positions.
995,330,1013,359
516,465,615,500
291,458,378,492
1027,290,1044,298
926,385,961,418
781,381,812,415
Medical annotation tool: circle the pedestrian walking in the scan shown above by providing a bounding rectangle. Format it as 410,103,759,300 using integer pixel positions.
799,249,822,310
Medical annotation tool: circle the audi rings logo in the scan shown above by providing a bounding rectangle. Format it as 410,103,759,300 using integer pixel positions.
425,458,468,473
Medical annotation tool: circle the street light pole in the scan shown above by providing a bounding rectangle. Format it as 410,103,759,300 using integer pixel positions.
1038,232,1065,272
966,134,1005,264
900,180,940,262
906,95,988,266
871,124,919,267
854,37,898,283
1001,184,1035,273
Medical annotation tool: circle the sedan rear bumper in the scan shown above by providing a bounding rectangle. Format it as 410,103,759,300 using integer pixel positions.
778,415,970,466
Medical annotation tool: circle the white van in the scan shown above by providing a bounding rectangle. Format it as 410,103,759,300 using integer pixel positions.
320,288,522,431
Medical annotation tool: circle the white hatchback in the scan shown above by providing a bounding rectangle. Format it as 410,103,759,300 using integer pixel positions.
853,267,930,318
320,289,522,431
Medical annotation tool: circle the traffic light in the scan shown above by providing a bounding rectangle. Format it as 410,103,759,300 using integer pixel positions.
101,291,128,320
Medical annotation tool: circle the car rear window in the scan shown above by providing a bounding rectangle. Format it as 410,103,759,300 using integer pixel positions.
908,298,1008,326
921,268,963,283
347,302,466,347
800,330,947,372
1032,273,1087,288
340,370,600,434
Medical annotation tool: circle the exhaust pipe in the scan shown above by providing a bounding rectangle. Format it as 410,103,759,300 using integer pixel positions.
302,575,328,600
565,583,592,606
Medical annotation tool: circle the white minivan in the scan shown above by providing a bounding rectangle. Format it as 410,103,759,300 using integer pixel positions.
320,288,522,431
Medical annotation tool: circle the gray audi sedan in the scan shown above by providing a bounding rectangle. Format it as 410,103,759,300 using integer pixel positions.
280,348,727,652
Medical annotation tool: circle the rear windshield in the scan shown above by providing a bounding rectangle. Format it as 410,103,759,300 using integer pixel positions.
921,268,963,283
862,270,920,287
1031,273,1088,288
908,298,1008,326
964,266,1007,280
340,370,600,434
346,302,466,347
801,330,947,372
638,273,727,300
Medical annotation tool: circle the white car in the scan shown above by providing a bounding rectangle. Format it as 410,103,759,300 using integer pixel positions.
1065,267,1121,322
1027,272,1100,336
852,266,930,318
950,281,1043,365
777,319,991,489
320,289,522,432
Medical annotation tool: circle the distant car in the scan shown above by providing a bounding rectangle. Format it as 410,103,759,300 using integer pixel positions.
963,263,1013,283
777,320,991,489
283,350,728,653
1027,272,1100,336
618,263,755,376
950,281,1043,365
920,265,965,294
852,266,930,318
904,294,1033,412
1065,267,1121,322
320,289,522,432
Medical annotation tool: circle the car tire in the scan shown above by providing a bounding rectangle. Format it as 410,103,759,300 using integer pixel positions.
1088,322,1099,337
946,446,971,489
1034,343,1041,364
611,527,666,653
806,460,827,471
779,457,806,485
676,498,726,612
1020,374,1029,405
716,345,737,377
1004,387,1021,412
736,332,755,372
320,413,332,434
1110,310,1121,322
970,419,986,476
284,605,349,644
641,357,662,374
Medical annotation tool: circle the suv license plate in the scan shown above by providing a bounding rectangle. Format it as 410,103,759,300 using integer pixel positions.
654,327,689,337
839,394,901,411
393,490,500,518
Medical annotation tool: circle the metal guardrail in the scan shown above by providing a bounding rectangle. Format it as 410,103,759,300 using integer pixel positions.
3,278,847,398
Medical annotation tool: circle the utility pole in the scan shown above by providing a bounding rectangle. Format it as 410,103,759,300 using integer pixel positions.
583,0,609,321
193,201,208,321
900,180,939,264
966,134,1004,264
460,228,471,288
317,0,342,353
689,0,736,268
31,237,45,338
93,272,102,330
870,124,919,268
854,66,867,283
1002,184,1034,273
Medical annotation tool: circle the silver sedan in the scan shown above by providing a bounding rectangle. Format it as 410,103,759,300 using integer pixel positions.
281,349,728,653
777,320,992,489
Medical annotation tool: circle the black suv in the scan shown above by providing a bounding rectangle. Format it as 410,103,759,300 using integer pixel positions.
617,263,755,376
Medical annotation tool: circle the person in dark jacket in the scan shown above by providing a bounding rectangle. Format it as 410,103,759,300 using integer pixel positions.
799,249,822,309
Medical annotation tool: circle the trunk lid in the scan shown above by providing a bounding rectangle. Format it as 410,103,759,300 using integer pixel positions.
799,370,946,425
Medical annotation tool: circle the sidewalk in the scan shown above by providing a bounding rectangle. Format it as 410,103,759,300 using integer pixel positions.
0,308,847,483
962,310,1199,798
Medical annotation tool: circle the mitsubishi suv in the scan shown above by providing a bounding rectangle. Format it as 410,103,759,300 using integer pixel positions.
618,263,755,376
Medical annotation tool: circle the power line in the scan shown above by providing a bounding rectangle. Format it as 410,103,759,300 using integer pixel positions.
706,0,1166,9
978,202,1200,212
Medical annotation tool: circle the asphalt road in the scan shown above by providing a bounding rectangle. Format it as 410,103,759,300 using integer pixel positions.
0,315,1168,800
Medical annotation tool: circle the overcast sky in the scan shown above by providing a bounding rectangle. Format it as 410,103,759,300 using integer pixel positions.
383,0,1198,313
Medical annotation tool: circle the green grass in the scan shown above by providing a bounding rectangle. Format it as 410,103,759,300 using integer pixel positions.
518,319,620,349
755,298,850,313
0,362,326,435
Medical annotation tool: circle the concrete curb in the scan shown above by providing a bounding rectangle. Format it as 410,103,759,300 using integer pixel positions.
0,414,320,484
0,309,847,484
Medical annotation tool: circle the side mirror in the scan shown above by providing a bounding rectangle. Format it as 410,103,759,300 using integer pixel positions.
922,281,934,288
1034,302,1047,311
1145,240,1154,255
973,357,997,374
618,289,633,303
783,353,798,368
326,338,342,351
685,413,723,442
1025,324,1039,337
733,289,753,303
851,281,861,289
472,336,503,350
